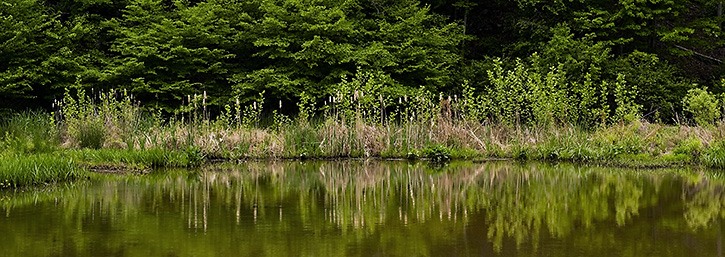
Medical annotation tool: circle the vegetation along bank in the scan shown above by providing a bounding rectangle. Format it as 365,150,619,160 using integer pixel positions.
4,0,725,187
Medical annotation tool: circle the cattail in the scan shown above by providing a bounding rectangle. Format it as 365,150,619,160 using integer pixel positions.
454,95,457,102
332,96,336,103
399,97,402,104
202,91,207,106
188,95,191,105
354,90,359,101
236,98,240,106
360,91,364,99
329,95,332,103
253,102,257,110
279,100,282,109
404,95,408,102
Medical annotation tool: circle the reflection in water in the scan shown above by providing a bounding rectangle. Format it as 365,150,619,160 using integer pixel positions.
1,161,724,256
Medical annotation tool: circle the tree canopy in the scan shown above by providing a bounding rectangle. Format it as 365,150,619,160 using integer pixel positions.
1,0,724,123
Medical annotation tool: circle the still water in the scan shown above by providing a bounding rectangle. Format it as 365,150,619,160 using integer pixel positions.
1,161,724,256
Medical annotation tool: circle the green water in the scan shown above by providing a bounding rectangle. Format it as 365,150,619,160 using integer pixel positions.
1,161,724,256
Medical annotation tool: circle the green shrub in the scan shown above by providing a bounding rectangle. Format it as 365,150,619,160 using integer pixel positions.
423,144,451,163
185,146,206,167
682,88,720,126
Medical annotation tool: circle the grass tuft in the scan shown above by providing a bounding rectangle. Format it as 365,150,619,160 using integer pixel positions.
0,154,86,188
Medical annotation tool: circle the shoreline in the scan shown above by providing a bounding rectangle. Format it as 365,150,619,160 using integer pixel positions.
0,150,713,190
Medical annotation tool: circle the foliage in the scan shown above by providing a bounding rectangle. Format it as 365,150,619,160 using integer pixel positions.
61,88,106,148
613,74,641,123
296,91,315,125
673,136,703,157
185,146,206,167
682,88,721,126
608,51,692,122
423,144,451,163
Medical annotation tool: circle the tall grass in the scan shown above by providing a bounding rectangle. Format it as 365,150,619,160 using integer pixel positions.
0,112,59,154
33,84,725,170
63,148,198,168
3,75,725,171
0,154,86,188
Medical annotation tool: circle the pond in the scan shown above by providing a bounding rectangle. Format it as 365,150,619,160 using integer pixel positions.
1,161,724,256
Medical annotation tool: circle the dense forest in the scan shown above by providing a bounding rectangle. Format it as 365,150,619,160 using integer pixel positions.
2,0,725,125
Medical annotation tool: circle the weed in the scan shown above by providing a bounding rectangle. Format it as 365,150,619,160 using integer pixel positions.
423,144,452,163
185,146,206,167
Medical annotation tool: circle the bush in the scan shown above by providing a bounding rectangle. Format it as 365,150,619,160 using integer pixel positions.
423,144,451,163
682,88,720,126
75,120,107,149
185,146,206,167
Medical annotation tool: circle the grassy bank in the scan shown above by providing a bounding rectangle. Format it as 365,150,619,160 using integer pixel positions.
4,108,725,167
0,154,85,188
0,148,204,188
3,89,725,188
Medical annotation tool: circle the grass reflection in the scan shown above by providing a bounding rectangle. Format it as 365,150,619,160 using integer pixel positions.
1,161,724,256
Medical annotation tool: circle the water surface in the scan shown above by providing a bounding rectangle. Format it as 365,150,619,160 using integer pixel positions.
1,161,724,256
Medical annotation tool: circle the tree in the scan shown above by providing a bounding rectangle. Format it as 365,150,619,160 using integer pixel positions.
233,0,466,102
0,0,62,104
103,0,235,110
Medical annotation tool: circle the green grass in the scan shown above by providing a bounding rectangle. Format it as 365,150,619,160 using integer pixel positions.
0,111,59,154
62,148,200,168
0,154,87,188
702,141,725,168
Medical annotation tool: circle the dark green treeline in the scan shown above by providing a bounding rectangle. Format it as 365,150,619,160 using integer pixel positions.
2,0,724,122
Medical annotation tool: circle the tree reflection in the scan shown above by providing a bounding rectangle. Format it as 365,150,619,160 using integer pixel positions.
0,161,723,256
